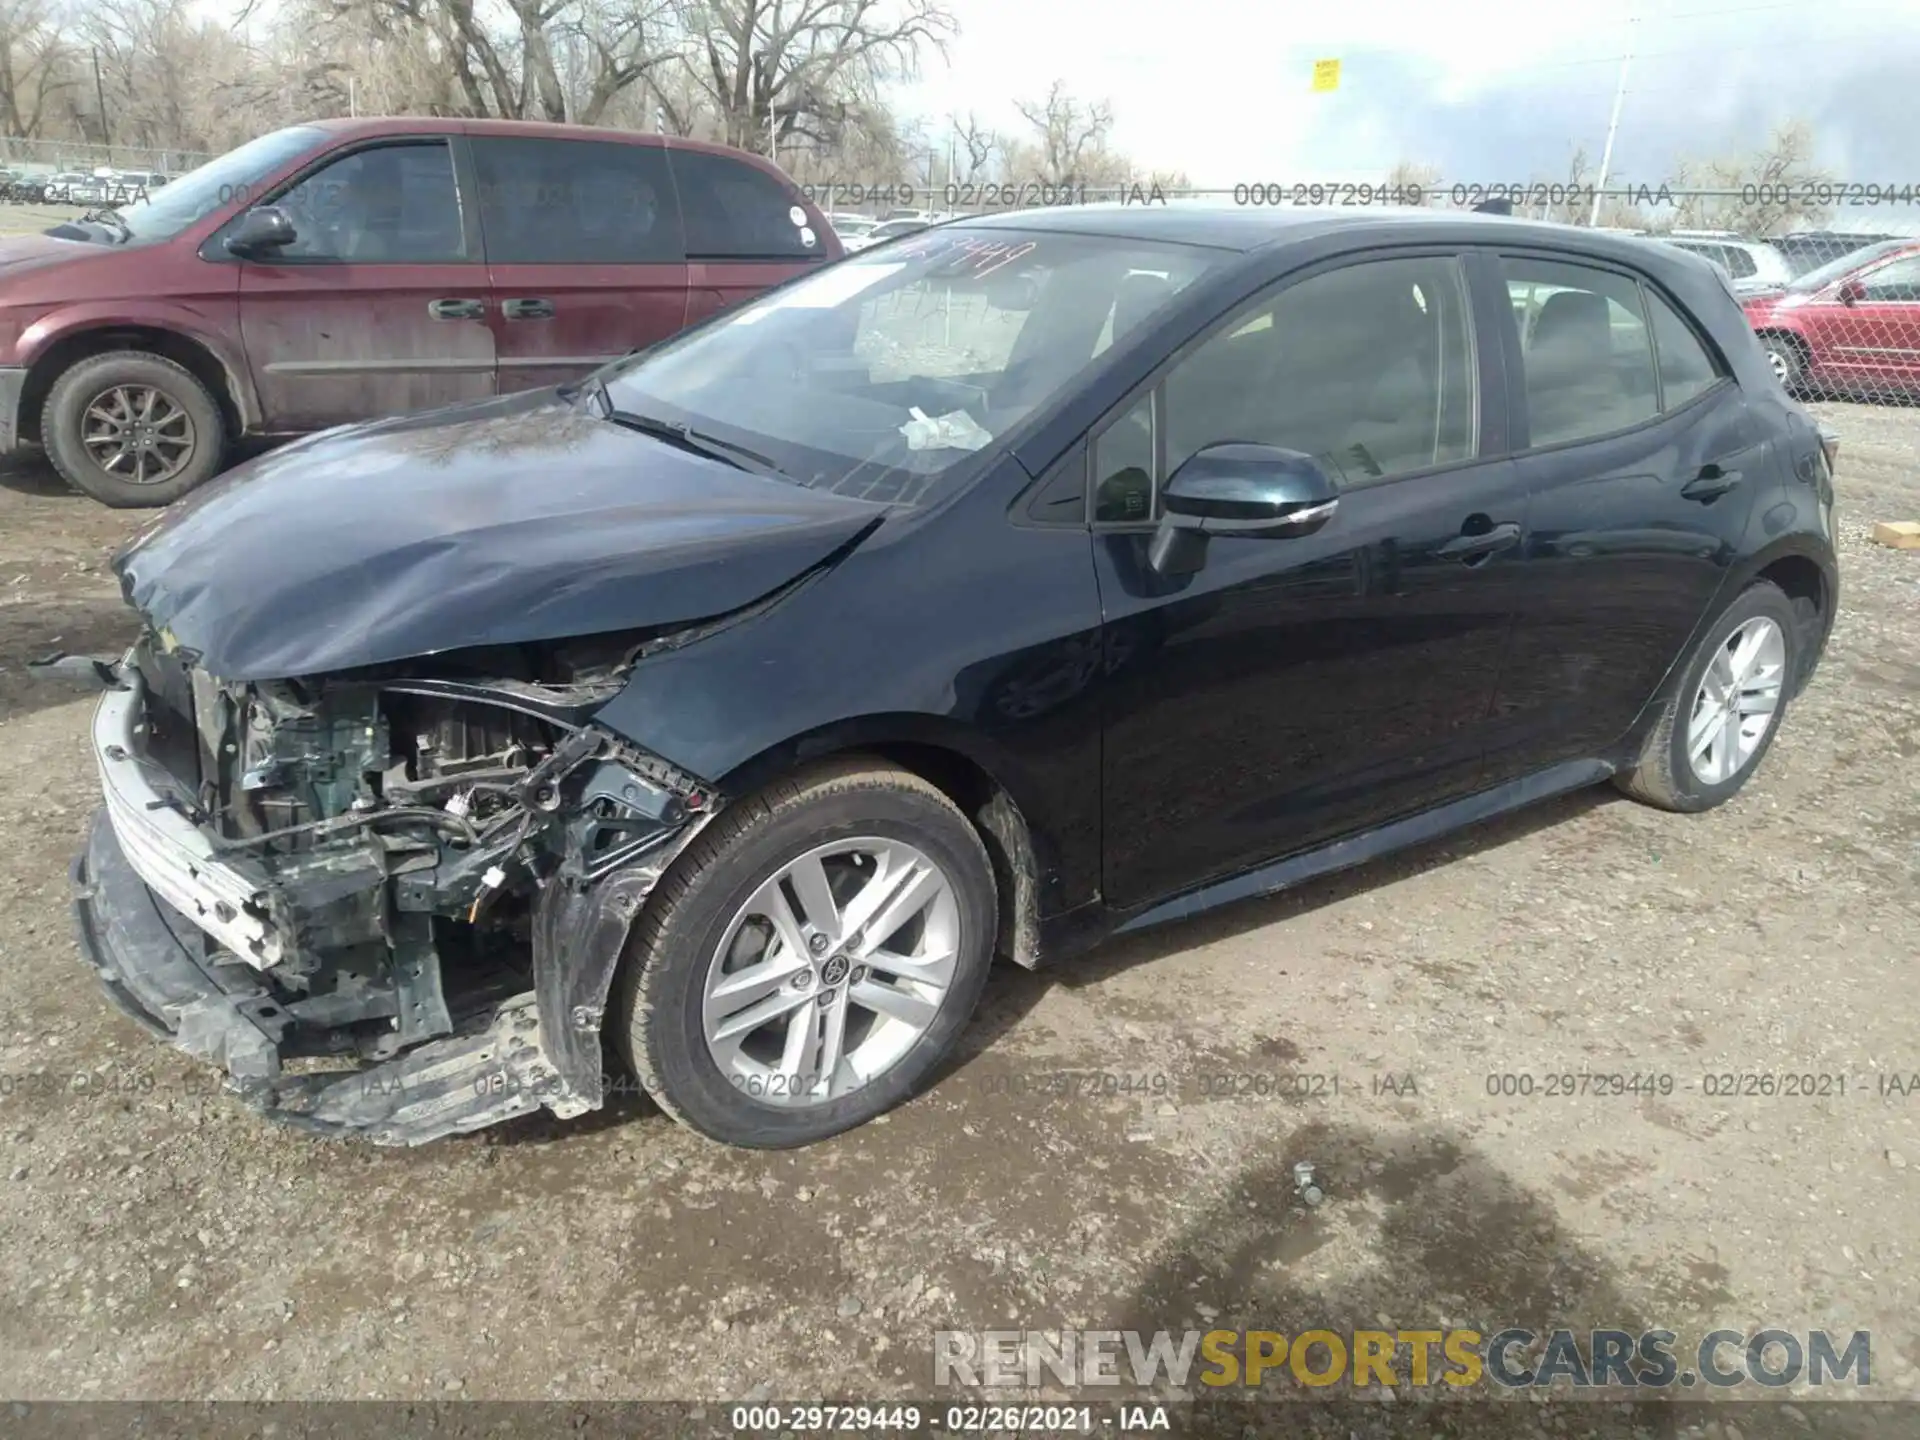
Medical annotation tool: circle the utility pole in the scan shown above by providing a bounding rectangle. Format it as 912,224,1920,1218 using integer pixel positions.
1589,15,1635,227
91,46,111,163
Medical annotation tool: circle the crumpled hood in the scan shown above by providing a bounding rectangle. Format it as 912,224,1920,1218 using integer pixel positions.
115,389,888,681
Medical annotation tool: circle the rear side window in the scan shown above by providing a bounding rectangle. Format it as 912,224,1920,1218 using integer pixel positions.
1502,258,1658,447
670,149,819,260
1645,291,1723,409
473,137,682,263
1722,246,1758,279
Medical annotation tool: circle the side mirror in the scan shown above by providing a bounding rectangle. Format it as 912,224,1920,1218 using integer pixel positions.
224,205,296,257
1149,443,1340,575
1836,277,1865,306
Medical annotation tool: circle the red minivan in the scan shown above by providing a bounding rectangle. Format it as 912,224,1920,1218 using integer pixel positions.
0,118,841,505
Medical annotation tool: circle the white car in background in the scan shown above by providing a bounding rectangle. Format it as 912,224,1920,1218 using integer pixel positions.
828,213,880,251
1658,231,1794,297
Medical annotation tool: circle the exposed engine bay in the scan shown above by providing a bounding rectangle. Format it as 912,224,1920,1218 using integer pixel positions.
74,628,721,1145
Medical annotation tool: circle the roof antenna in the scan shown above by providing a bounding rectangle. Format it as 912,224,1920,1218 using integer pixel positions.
1472,198,1513,216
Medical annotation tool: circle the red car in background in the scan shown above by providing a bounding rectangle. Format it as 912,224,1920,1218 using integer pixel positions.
1743,238,1920,402
0,118,840,506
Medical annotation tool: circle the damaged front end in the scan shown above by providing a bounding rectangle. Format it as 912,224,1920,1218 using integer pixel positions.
72,631,721,1145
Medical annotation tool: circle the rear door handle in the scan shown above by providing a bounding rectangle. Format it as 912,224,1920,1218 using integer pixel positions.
1681,463,1744,501
1437,520,1521,562
428,298,486,320
502,298,555,320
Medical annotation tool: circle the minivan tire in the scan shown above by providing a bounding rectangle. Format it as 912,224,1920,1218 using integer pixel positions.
1615,580,1799,813
43,350,226,508
617,758,997,1148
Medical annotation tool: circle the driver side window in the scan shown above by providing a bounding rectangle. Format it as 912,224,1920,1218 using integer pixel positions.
1091,255,1478,524
272,142,467,263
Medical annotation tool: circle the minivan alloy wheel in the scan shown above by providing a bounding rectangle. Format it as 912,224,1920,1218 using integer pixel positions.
81,384,196,487
1686,615,1786,786
701,836,960,1107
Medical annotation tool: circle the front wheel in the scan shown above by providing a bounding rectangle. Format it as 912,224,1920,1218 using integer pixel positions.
42,350,227,507
616,758,997,1147
1614,580,1799,813
1757,333,1807,392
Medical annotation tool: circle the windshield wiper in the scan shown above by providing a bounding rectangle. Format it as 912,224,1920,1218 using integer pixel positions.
79,206,131,243
600,405,787,479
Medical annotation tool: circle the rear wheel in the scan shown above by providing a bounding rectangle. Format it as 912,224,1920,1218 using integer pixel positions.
42,350,226,507
616,758,997,1147
1615,581,1798,813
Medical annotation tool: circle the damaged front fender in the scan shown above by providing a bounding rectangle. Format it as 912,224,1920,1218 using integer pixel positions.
73,647,727,1145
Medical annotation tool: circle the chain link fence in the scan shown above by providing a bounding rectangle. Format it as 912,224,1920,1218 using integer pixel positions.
0,135,213,180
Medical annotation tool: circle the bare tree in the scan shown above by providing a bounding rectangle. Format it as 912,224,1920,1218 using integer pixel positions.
948,110,998,183
1673,120,1835,235
669,0,954,154
1008,80,1115,186
1386,158,1439,207
0,0,74,139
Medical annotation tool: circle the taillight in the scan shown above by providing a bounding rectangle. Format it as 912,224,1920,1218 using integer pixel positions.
1819,428,1840,472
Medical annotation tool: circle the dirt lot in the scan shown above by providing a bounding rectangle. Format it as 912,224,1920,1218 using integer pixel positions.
0,404,1916,1432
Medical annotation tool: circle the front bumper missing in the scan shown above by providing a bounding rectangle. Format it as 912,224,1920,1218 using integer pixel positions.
76,671,720,1145
73,810,566,1142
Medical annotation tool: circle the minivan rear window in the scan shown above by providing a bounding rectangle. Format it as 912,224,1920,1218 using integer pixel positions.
670,149,820,261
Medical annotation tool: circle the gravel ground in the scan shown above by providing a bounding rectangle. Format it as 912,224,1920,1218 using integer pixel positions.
0,403,1916,1434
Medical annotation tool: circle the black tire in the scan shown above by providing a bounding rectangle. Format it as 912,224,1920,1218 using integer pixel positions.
1614,580,1800,813
616,757,997,1147
42,350,226,508
1757,332,1807,392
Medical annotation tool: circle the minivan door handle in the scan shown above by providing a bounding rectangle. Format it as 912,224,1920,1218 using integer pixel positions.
502,298,555,320
428,298,486,320
1437,519,1521,563
1681,463,1744,502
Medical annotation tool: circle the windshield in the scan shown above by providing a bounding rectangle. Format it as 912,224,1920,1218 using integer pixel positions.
1786,239,1911,294
80,125,327,244
598,228,1225,504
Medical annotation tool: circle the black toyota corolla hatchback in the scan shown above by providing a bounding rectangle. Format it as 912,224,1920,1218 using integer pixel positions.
70,205,1839,1148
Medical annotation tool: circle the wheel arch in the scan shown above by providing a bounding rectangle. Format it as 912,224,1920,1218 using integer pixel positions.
717,714,1060,969
1746,543,1836,695
19,323,254,446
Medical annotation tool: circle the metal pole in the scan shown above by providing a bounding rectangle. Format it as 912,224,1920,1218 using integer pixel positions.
349,75,356,118
1589,16,1635,227
91,47,111,162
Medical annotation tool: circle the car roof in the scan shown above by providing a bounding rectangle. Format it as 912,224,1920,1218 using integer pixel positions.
952,201,1735,270
298,115,785,168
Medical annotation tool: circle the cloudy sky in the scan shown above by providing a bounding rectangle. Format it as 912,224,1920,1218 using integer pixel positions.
892,0,1920,200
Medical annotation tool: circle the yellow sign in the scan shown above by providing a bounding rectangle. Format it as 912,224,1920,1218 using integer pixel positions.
1312,58,1341,91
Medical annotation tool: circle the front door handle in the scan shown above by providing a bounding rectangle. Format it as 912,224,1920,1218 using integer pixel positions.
1437,520,1521,562
1681,463,1744,502
428,298,486,320
502,298,555,320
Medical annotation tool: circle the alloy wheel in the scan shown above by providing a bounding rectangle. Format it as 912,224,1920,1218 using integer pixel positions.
1686,616,1787,786
701,837,960,1107
81,384,196,487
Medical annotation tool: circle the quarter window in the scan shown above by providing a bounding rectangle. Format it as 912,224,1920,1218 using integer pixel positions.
273,142,467,263
1645,290,1723,409
1502,258,1658,446
1093,393,1155,523
671,149,818,260
472,137,681,264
